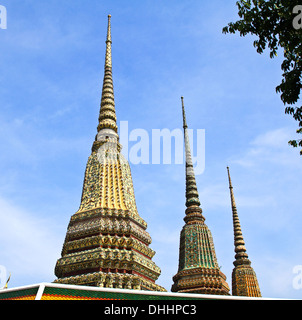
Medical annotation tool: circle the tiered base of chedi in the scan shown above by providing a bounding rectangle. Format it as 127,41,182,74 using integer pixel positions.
54,15,165,292
54,146,165,292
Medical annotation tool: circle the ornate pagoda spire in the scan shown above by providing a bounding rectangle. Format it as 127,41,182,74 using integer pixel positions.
54,15,165,292
182,97,202,211
92,15,119,154
171,97,230,295
97,14,118,135
227,166,261,297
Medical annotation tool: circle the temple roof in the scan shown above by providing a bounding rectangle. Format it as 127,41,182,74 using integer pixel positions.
0,283,266,300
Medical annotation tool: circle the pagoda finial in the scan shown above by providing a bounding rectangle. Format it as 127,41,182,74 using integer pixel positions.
181,96,187,129
227,166,238,217
95,14,118,140
105,14,112,67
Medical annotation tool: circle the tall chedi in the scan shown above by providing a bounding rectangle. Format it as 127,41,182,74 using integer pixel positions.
226,166,261,297
54,15,165,292
171,97,230,295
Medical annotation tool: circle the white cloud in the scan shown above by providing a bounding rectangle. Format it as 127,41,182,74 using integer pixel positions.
199,183,229,209
226,127,301,232
256,255,302,299
0,197,62,286
251,128,290,148
232,127,302,168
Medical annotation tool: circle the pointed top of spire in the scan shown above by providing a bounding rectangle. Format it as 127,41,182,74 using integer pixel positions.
105,14,112,68
226,166,250,267
181,96,187,129
94,14,118,143
106,15,112,43
227,166,236,209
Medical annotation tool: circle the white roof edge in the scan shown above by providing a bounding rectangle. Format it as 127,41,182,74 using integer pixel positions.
0,283,42,294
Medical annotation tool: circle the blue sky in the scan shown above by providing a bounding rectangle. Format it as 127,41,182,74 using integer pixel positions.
0,0,301,299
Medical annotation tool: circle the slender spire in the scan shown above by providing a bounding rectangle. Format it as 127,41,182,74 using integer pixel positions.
105,14,112,67
172,98,230,295
226,166,249,266
181,97,202,211
227,166,262,297
97,14,118,135
181,96,187,129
